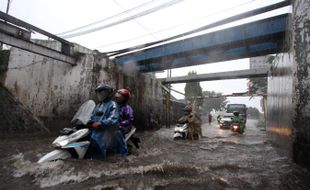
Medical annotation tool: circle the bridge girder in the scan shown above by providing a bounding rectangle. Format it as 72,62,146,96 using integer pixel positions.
115,14,289,72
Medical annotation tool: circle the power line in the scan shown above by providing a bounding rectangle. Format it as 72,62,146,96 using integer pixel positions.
60,0,184,39
112,0,157,40
95,0,256,49
56,0,157,36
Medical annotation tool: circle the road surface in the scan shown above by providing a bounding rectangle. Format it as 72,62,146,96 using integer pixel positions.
0,119,309,189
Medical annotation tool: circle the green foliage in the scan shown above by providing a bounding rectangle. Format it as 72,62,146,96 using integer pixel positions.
248,55,275,94
248,77,267,94
184,71,203,106
202,90,228,114
247,107,260,118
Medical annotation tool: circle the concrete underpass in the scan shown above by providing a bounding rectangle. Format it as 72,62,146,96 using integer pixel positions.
0,0,309,189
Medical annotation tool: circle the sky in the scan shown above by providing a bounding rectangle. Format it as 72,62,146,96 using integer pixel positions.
0,0,291,112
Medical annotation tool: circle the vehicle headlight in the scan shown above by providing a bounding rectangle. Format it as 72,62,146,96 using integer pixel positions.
220,120,224,124
233,125,238,129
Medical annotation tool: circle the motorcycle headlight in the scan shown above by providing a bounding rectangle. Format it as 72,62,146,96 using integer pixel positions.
233,125,238,129
220,120,224,124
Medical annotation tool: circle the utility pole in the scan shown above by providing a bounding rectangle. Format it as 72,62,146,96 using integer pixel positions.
165,69,172,128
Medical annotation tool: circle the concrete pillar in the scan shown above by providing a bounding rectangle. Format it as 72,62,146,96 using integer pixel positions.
291,0,310,166
267,0,310,166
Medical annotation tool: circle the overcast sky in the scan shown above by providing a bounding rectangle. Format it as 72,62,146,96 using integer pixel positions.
0,0,291,112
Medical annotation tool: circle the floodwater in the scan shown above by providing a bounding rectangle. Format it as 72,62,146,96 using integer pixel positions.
0,119,309,190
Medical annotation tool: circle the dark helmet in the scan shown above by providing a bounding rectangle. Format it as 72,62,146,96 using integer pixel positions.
183,105,192,112
95,84,113,93
233,111,239,116
115,89,131,102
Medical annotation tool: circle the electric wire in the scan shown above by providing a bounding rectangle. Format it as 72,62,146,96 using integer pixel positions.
112,0,157,40
95,0,256,50
56,0,157,36
59,0,184,39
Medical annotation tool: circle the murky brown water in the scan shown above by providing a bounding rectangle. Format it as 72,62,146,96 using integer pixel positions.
0,119,309,190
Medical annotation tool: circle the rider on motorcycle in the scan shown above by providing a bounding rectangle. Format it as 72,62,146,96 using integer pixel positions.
177,105,202,140
115,89,134,135
115,88,140,149
86,84,128,160
231,111,245,134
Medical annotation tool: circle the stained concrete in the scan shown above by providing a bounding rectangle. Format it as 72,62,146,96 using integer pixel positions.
1,41,177,132
0,50,10,73
0,85,48,135
267,0,310,167
292,0,310,166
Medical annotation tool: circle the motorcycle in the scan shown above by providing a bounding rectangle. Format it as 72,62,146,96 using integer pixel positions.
38,100,137,163
173,123,188,140
230,122,243,134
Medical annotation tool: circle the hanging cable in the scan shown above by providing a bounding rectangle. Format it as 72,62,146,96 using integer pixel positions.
112,0,157,40
60,0,184,39
56,0,157,36
95,0,256,49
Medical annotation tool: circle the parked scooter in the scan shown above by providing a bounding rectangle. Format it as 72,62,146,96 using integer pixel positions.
38,100,136,163
173,123,188,140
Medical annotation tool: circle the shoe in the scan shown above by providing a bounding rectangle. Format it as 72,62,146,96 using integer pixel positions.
130,137,141,149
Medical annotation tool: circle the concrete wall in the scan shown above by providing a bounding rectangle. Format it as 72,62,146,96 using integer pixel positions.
2,41,171,132
267,0,310,166
291,0,310,166
4,41,96,125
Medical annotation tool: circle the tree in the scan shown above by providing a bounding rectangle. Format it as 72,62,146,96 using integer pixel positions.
248,55,275,94
248,77,267,94
247,107,260,119
184,71,203,108
202,91,228,114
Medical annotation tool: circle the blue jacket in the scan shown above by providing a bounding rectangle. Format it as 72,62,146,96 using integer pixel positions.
91,100,119,127
86,100,127,159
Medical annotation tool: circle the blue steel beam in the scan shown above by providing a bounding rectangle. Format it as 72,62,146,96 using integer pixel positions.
115,14,289,72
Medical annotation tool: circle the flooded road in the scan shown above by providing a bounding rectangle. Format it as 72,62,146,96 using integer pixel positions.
0,119,309,190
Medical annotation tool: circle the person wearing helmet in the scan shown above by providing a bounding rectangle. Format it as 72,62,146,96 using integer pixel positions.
115,89,141,149
86,84,128,160
115,89,134,135
231,111,245,133
177,105,202,140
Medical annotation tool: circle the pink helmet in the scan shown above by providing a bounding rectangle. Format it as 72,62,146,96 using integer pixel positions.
183,105,192,112
115,89,131,102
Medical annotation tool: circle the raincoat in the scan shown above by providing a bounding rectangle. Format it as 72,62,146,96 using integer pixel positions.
87,100,128,160
231,115,245,133
119,104,134,135
178,112,202,138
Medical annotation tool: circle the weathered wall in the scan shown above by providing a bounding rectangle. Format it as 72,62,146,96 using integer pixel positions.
0,50,10,84
2,41,170,132
267,0,310,166
0,85,48,136
3,41,96,127
291,0,310,166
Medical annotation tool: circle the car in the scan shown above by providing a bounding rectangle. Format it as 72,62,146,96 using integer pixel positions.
219,113,234,129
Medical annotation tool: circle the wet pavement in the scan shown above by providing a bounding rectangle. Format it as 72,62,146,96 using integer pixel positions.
0,119,309,190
